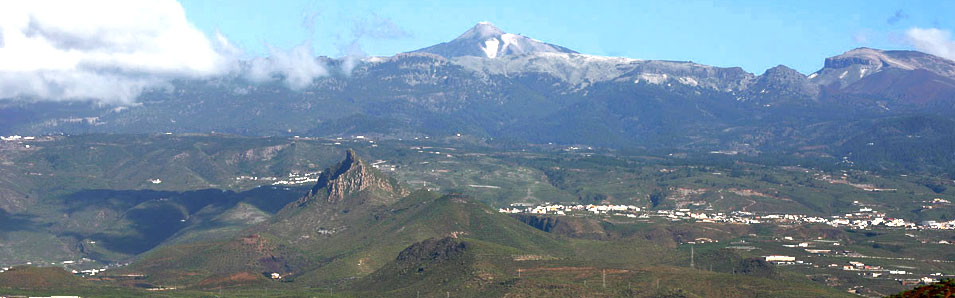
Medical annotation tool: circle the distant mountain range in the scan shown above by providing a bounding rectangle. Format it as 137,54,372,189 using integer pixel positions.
2,22,955,171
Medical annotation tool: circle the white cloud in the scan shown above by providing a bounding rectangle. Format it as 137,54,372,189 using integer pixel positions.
337,15,408,75
0,0,237,104
245,41,328,90
906,27,955,61
339,40,366,75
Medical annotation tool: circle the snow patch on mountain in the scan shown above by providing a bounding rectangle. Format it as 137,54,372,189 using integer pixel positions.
451,51,753,91
636,73,668,85
500,33,520,54
482,38,500,58
678,76,699,86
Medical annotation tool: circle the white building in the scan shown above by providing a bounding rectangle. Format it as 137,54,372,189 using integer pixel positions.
764,255,795,262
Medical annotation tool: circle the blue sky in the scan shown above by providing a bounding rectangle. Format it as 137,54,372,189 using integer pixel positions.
180,0,954,74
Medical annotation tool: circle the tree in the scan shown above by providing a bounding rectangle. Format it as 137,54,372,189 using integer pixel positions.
650,189,668,208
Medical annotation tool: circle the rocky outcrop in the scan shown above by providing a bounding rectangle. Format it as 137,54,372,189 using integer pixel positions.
515,214,561,232
296,149,408,206
513,214,609,240
394,237,468,273
742,65,819,101
760,65,817,94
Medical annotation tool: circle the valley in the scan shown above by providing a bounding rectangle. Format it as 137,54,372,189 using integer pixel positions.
0,134,951,297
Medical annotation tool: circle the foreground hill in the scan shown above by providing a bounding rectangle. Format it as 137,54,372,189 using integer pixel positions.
3,134,954,268
0,266,89,289
1,143,928,296
128,150,570,288
1,136,951,296
119,150,851,297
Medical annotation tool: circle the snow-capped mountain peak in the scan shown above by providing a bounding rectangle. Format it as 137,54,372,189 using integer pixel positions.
458,21,506,40
412,22,577,59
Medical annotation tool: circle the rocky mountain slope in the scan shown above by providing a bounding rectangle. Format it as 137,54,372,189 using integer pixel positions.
1,23,955,156
812,47,955,111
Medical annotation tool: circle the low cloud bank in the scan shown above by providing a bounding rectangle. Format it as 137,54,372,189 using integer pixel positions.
246,42,328,90
0,0,338,105
906,27,955,62
0,1,239,104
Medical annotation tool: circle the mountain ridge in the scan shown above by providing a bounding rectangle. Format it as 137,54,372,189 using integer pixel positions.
3,23,955,157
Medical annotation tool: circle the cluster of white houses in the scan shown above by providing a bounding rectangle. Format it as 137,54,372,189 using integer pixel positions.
229,171,323,186
271,171,321,186
498,204,641,217
828,260,946,284
761,255,949,286
72,267,109,276
238,160,396,187
648,207,929,230
919,219,955,230
0,258,130,278
0,135,35,141
501,203,955,231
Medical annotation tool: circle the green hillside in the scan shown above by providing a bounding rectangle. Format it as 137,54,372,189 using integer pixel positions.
129,150,570,289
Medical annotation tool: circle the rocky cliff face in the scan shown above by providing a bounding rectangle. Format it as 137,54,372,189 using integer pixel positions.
296,149,407,207
513,214,609,240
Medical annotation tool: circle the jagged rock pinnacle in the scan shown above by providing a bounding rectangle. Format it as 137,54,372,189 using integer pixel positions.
297,149,407,206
